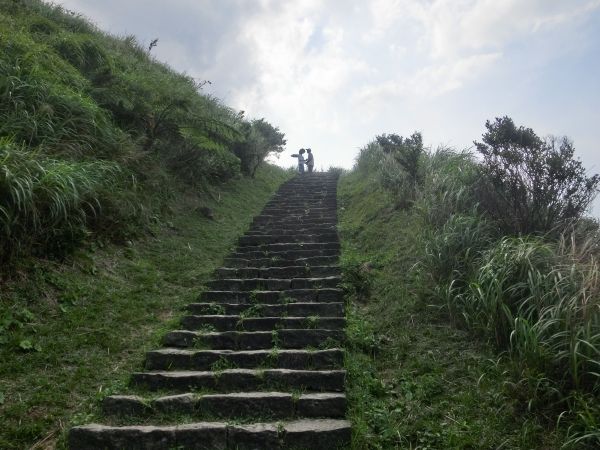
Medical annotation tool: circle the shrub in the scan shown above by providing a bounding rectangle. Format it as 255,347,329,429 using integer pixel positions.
376,132,424,193
474,116,600,236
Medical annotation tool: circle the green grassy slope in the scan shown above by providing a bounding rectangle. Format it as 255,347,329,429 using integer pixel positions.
0,165,291,449
1,0,285,266
338,170,564,449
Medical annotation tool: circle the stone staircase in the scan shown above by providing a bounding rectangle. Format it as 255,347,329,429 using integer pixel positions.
69,173,350,449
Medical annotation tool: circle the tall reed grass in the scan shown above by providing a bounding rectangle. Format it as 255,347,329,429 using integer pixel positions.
353,139,600,447
0,138,127,261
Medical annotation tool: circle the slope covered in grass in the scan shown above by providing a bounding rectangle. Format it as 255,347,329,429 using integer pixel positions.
0,164,291,449
0,0,285,264
340,129,599,449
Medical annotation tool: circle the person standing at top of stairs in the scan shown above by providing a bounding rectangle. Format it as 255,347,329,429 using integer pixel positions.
291,149,306,173
306,148,314,173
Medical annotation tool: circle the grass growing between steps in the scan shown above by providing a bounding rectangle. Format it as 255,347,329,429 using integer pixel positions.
0,165,291,450
338,171,565,449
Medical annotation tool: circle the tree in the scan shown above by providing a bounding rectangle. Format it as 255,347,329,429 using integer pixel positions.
474,116,599,235
233,118,286,177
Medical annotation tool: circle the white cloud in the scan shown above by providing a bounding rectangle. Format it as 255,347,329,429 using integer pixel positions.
355,52,501,112
367,0,600,59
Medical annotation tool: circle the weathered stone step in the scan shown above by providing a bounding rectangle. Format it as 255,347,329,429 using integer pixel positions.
230,248,339,260
238,234,338,245
180,315,346,332
199,288,343,303
70,419,351,449
163,328,345,350
253,215,337,223
215,265,340,280
245,227,337,235
235,241,340,252
185,302,344,317
224,255,339,268
205,276,341,291
251,216,337,225
103,391,346,420
263,206,336,212
131,369,346,392
145,348,344,370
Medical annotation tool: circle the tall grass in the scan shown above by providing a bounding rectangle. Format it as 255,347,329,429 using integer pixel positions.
0,0,286,264
353,139,600,447
0,138,129,261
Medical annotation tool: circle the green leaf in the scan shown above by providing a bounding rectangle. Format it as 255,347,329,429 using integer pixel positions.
0,391,4,405
19,339,33,350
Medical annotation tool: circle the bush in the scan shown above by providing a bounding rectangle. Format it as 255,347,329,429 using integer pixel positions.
376,132,424,202
474,117,600,236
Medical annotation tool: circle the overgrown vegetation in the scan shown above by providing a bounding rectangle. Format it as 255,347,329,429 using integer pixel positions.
0,0,286,264
0,164,290,449
341,118,599,448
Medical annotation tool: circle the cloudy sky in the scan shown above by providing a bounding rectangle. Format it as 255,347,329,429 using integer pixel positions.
58,0,600,208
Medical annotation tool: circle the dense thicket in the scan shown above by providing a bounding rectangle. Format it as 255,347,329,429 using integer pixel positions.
0,0,285,263
351,119,600,447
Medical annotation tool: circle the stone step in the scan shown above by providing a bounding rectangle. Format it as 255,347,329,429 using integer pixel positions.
145,348,344,370
262,205,335,211
180,315,346,332
198,288,343,303
230,248,339,260
223,255,339,268
131,369,346,393
185,302,344,317
235,241,340,252
215,265,340,280
103,391,346,419
245,227,337,235
238,234,338,245
163,328,345,350
263,206,336,212
205,276,341,291
251,217,337,226
70,419,351,449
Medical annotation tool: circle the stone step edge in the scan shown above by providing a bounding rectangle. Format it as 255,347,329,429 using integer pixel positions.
130,369,346,392
184,302,344,316
163,328,345,349
69,419,351,449
102,391,346,418
144,347,344,370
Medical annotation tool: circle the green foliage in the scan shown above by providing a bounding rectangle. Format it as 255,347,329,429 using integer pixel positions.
474,116,600,235
340,257,375,301
0,138,129,262
375,132,424,205
339,172,563,449
0,0,287,264
344,120,600,447
233,118,286,177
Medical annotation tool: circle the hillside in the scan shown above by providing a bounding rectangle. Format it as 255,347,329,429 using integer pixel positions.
0,0,286,265
339,127,600,449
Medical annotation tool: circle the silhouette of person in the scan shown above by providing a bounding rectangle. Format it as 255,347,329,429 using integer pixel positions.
291,149,306,173
305,148,314,173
